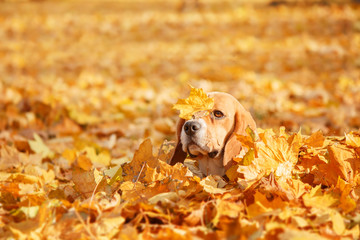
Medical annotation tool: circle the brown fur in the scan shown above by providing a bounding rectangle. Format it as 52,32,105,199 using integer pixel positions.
170,92,256,176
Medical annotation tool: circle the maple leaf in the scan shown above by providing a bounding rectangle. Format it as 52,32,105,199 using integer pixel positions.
235,128,302,182
246,191,288,218
122,138,159,182
317,145,359,186
258,128,301,166
302,185,338,209
173,87,214,120
28,134,55,159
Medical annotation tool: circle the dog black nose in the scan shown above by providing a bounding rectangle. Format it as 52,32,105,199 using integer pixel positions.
184,121,201,136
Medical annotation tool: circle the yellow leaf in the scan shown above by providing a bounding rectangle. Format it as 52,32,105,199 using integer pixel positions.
278,207,306,221
330,210,345,235
96,216,125,238
302,185,338,209
200,175,227,194
338,196,356,214
11,206,39,219
18,183,37,195
94,168,103,185
258,129,300,165
68,107,100,125
103,165,123,185
246,126,258,141
345,132,360,148
246,192,287,218
148,192,180,205
275,161,293,179
238,128,302,181
83,147,111,167
278,228,327,240
8,173,41,184
236,134,255,150
344,225,359,240
336,177,356,213
242,148,255,166
76,154,93,171
28,134,55,159
291,216,309,228
290,179,311,198
143,166,166,183
212,199,243,227
62,149,77,164
173,87,214,120
225,164,243,182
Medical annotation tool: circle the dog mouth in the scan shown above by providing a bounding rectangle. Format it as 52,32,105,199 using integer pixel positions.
187,146,198,158
186,143,219,159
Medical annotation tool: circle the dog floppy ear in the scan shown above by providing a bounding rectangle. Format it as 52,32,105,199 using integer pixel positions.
223,104,256,169
169,118,187,165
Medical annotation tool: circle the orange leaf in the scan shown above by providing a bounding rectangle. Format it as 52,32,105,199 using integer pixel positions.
305,130,325,148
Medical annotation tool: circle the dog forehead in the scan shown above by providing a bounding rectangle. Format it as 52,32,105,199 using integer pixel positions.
208,92,237,113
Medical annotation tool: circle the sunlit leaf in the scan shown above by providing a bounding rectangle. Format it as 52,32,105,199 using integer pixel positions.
330,210,345,235
28,134,55,159
345,132,360,148
305,130,325,148
302,185,338,209
11,206,40,219
103,165,123,185
173,87,214,120
242,148,255,166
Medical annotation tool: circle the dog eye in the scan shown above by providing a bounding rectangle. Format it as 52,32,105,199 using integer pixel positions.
213,110,224,119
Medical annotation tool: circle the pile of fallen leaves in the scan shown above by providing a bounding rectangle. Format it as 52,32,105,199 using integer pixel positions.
1,122,360,239
1,0,360,239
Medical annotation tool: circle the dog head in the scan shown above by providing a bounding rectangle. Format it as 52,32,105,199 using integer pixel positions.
170,92,256,176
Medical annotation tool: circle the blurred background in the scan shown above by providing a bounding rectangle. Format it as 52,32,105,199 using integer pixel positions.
0,0,359,155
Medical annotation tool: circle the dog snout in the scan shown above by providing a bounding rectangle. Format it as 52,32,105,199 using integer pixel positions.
184,121,201,136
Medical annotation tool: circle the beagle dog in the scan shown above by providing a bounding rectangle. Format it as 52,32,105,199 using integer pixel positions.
170,92,256,176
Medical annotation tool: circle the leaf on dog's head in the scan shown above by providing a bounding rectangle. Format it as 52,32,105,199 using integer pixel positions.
173,87,214,120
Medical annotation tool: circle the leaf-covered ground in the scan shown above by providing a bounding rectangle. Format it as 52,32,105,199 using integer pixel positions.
1,1,360,239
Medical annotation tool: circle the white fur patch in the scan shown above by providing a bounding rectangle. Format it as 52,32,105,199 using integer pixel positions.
180,119,208,154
